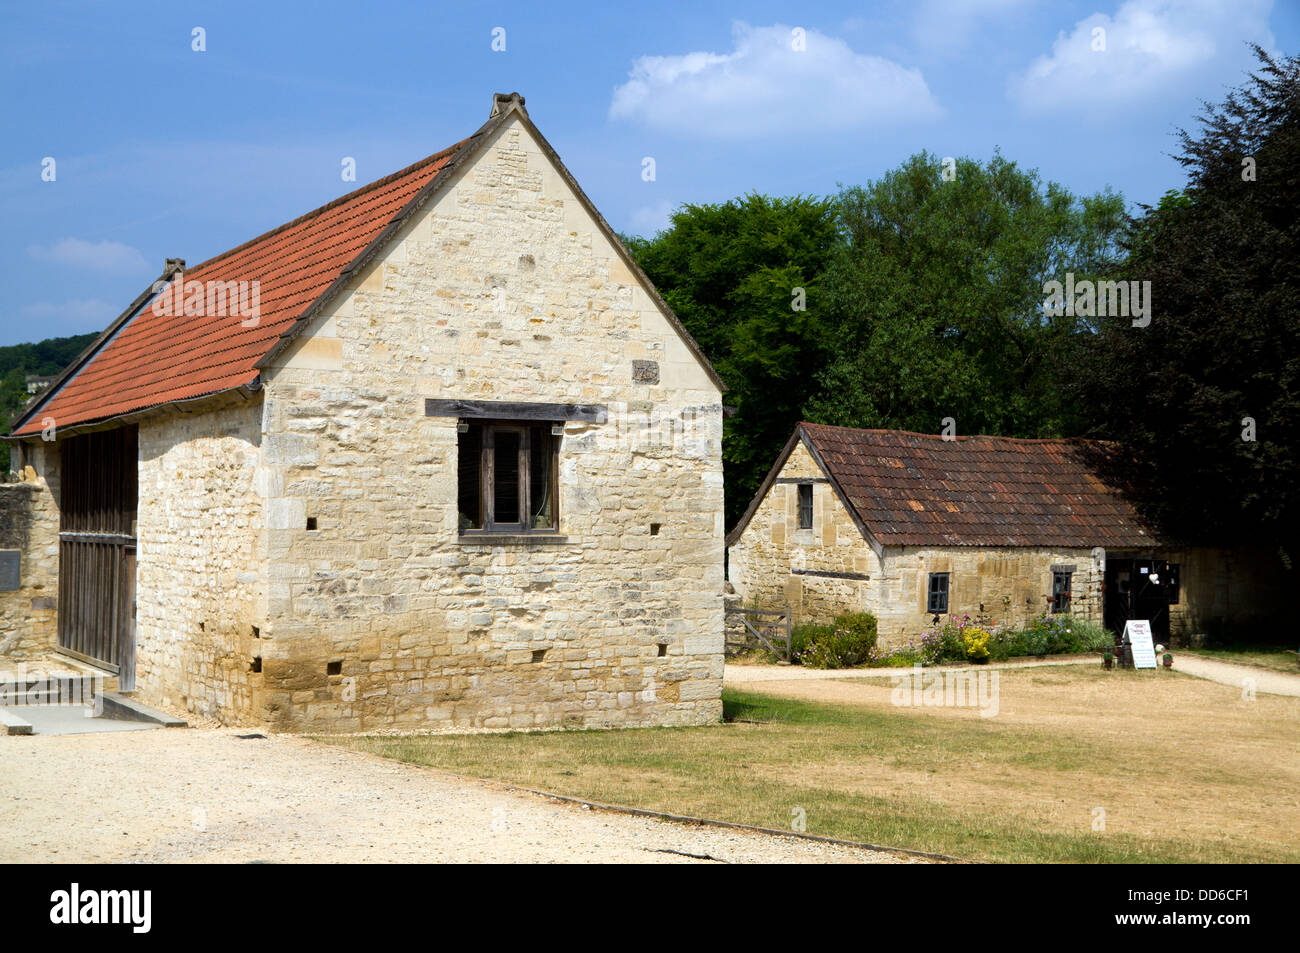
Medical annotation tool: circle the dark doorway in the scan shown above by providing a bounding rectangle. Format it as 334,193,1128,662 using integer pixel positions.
1104,557,1176,644
56,426,138,686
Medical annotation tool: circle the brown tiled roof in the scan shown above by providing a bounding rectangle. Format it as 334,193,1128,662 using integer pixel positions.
795,423,1156,548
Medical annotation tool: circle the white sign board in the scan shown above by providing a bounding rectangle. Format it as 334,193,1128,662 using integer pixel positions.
1124,620,1157,669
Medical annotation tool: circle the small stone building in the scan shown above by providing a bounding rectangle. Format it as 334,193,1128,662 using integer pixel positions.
1,93,726,731
727,422,1283,643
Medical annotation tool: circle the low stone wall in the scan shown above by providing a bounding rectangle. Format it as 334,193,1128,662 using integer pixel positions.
0,444,61,661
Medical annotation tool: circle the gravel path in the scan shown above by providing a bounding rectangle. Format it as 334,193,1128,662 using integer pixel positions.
726,655,1300,698
725,656,1094,683
0,728,922,864
1172,655,1300,697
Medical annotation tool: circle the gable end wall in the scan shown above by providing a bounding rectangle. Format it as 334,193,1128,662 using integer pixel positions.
255,115,724,731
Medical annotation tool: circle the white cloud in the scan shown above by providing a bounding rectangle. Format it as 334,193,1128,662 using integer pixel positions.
1009,0,1275,113
610,21,943,139
27,237,149,273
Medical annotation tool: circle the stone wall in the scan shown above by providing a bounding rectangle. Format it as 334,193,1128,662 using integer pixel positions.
872,545,1101,638
0,442,60,660
727,441,878,624
134,398,266,723
253,113,725,731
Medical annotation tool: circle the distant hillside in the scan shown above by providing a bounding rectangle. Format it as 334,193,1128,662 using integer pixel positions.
1,331,99,426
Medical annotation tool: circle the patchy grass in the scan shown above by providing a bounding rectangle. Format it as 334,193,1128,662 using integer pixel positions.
1184,643,1300,675
321,667,1300,864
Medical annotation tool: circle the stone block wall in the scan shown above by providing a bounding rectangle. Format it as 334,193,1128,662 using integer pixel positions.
253,113,725,732
872,545,1102,638
727,440,878,624
0,442,60,661
1140,546,1288,642
134,399,266,723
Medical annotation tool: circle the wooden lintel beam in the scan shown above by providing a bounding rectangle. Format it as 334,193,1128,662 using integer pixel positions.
424,399,607,424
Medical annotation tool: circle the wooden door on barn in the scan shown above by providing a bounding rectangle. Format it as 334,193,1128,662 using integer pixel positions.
1104,557,1173,645
56,426,138,687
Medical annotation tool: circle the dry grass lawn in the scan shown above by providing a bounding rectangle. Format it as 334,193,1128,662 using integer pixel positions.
323,666,1300,863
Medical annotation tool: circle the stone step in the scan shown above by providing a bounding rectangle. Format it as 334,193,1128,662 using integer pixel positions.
0,673,114,707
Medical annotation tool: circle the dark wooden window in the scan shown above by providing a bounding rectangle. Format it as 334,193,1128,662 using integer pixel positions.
1052,570,1073,614
797,483,813,529
927,572,950,614
458,421,558,534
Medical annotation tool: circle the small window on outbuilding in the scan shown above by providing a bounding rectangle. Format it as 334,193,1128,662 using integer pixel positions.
1052,570,1073,614
927,572,950,614
458,420,558,534
797,483,813,530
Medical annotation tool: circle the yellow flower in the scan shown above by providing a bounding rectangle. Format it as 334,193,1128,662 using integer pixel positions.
962,626,992,660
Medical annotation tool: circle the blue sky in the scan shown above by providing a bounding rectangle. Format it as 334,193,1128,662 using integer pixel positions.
1,0,1294,346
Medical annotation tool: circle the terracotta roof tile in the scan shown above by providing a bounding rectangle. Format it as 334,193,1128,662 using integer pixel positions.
13,138,469,436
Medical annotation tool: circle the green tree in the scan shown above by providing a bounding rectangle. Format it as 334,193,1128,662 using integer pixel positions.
625,194,841,525
1077,46,1300,558
808,151,1126,440
0,331,98,425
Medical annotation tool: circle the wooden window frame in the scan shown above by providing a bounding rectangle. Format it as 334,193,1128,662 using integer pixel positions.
1051,570,1073,614
458,420,560,536
927,572,950,614
796,483,814,530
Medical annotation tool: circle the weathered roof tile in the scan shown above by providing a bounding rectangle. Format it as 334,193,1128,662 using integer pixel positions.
799,422,1155,548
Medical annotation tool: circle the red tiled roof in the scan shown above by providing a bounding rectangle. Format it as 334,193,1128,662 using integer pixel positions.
12,139,470,436
797,423,1156,548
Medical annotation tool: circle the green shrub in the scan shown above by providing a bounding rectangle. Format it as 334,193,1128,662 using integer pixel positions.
989,629,1025,661
790,623,835,659
1059,616,1110,653
792,613,880,669
1022,627,1050,657
832,612,878,651
938,620,968,662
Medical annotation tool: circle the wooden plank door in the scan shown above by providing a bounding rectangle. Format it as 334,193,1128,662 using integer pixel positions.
56,426,138,674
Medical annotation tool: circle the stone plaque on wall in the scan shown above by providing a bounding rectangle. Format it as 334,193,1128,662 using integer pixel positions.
0,550,19,592
632,359,660,384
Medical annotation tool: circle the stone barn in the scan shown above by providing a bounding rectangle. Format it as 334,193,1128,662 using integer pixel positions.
1,93,726,731
726,422,1284,644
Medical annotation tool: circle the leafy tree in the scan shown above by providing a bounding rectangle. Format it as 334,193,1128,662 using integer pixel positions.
808,151,1126,441
1077,46,1300,559
625,194,841,525
0,331,98,425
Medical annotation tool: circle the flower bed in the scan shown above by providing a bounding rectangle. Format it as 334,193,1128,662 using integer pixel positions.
786,612,1110,669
